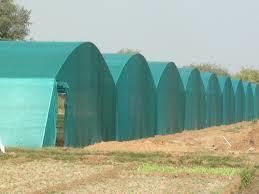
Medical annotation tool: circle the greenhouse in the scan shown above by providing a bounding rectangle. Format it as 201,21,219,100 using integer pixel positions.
218,76,235,125
103,54,156,141
232,79,245,122
178,68,206,130
252,83,259,119
201,73,222,127
148,62,185,135
243,82,254,121
0,41,115,148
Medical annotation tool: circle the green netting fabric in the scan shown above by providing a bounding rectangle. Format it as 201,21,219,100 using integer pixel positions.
232,79,245,122
56,44,115,146
201,73,222,127
218,76,235,125
104,54,156,141
0,41,257,148
178,68,206,130
0,78,56,148
0,41,80,78
243,82,254,121
251,83,259,119
0,41,115,147
149,62,185,134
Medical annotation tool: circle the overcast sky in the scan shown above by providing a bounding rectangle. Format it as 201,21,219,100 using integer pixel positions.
15,0,259,73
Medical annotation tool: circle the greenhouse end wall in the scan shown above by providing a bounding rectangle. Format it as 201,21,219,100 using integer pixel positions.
149,62,185,135
232,80,245,122
243,82,254,121
179,68,206,130
218,76,235,125
104,54,156,141
0,41,115,148
201,73,222,127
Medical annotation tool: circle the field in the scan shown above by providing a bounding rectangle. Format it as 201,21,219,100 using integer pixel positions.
0,121,258,194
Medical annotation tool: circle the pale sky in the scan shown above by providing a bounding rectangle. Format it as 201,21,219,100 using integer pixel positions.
15,0,259,73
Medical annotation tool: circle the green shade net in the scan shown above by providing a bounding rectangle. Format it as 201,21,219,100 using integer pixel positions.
243,82,254,121
251,83,259,119
178,68,206,130
148,62,185,134
218,76,235,125
0,41,115,148
0,78,56,148
232,79,245,123
103,54,156,141
201,73,222,127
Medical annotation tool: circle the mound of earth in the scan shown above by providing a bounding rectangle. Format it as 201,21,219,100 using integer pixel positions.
85,121,259,154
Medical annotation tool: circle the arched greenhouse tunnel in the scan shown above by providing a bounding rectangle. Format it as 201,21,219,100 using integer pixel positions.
243,82,254,121
218,76,235,125
178,68,206,130
149,62,185,135
103,54,156,141
0,41,115,148
201,73,222,127
252,83,259,119
232,79,245,123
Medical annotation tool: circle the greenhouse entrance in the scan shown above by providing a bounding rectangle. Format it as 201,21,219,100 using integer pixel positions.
56,92,66,146
56,82,69,147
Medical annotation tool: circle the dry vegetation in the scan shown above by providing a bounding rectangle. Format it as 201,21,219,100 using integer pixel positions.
0,121,258,193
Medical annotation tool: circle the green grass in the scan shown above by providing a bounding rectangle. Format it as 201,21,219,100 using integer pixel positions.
0,148,98,162
240,166,256,189
136,163,242,176
107,151,171,164
108,152,250,168
136,162,257,191
1,149,251,168
178,154,248,168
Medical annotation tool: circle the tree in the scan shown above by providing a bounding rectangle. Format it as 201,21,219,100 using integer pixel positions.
117,48,140,54
185,63,230,77
234,67,259,83
0,0,31,40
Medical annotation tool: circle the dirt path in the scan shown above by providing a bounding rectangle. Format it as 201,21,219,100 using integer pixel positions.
33,166,123,194
68,173,234,194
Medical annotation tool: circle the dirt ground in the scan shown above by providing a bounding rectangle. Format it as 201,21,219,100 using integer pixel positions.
0,121,258,194
0,159,239,194
86,121,259,154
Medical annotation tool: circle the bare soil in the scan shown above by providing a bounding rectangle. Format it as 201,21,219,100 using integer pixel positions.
0,159,237,194
0,160,113,193
68,173,235,194
86,121,259,154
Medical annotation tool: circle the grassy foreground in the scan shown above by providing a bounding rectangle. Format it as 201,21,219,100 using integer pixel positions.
0,147,257,193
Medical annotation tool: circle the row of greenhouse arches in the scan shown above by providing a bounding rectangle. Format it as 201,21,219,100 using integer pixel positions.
0,41,258,148
104,55,259,142
95,53,259,142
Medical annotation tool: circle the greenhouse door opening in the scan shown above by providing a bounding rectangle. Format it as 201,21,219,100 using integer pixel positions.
56,82,69,147
56,92,66,147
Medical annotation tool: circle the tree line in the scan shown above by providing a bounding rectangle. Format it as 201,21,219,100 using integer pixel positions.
187,64,259,83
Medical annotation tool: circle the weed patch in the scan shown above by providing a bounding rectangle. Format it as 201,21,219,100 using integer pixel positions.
239,166,256,189
136,163,241,176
